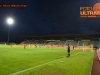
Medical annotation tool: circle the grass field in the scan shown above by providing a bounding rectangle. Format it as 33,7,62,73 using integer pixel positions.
0,45,94,75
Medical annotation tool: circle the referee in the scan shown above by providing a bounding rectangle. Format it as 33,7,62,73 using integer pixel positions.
67,44,70,57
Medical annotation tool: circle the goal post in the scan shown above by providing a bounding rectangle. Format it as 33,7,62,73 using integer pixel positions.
83,43,84,52
91,44,93,52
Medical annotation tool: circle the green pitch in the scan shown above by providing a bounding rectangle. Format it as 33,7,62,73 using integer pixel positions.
0,45,94,75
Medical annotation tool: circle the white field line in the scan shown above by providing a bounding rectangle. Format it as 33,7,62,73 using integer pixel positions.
10,52,83,75
90,50,94,75
90,60,94,75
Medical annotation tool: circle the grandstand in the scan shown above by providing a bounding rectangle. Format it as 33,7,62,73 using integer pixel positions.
20,34,100,49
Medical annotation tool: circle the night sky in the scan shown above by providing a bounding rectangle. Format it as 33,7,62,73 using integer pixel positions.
0,0,100,43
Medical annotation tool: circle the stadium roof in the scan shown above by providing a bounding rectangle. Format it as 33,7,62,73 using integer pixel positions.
20,34,100,40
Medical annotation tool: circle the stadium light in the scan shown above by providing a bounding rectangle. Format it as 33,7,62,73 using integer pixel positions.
7,18,14,25
6,17,14,44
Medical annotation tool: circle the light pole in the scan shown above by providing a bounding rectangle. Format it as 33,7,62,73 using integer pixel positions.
6,17,14,44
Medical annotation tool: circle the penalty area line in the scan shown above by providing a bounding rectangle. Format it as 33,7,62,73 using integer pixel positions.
10,51,84,75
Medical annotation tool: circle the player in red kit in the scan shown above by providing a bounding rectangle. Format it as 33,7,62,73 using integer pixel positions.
24,44,27,49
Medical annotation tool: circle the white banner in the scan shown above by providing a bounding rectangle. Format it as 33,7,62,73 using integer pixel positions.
97,48,100,60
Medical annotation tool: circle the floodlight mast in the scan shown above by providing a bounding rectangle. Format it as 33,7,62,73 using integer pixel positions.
6,17,14,44
8,26,10,44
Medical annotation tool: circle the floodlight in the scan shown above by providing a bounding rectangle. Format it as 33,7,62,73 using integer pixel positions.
6,17,14,25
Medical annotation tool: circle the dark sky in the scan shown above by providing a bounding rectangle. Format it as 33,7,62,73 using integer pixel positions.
0,0,100,43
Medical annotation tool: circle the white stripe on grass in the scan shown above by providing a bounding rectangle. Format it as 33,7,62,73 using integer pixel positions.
10,51,84,75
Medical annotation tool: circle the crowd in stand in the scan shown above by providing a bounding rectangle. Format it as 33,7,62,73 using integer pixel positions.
18,40,99,50
0,40,99,50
